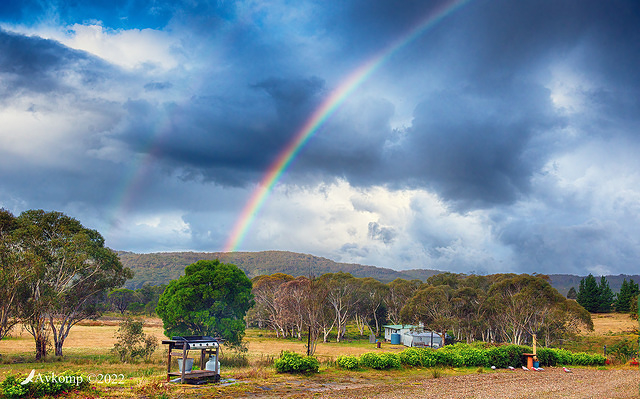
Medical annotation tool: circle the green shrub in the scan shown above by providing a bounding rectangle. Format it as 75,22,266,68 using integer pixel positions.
550,348,573,365
608,339,639,363
570,351,606,366
399,348,437,367
535,348,556,366
451,344,488,367
111,318,158,362
336,355,359,370
434,346,464,367
1,376,27,399
1,371,90,399
274,351,319,374
358,352,401,370
485,346,511,368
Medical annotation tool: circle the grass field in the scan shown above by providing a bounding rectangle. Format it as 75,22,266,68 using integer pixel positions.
0,313,637,398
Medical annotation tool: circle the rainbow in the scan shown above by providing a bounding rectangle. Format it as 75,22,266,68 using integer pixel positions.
223,0,470,252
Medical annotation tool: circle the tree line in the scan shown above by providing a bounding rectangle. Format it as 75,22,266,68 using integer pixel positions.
107,284,167,315
0,209,131,359
574,274,639,314
248,271,593,352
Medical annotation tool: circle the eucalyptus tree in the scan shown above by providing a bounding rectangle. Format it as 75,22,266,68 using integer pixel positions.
400,285,454,341
14,210,132,358
487,274,590,346
450,286,487,343
251,273,294,337
0,209,29,343
384,278,422,325
352,278,388,336
108,288,140,314
319,272,363,342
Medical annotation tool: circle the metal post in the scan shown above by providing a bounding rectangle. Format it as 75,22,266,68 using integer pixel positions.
307,326,311,356
166,342,173,382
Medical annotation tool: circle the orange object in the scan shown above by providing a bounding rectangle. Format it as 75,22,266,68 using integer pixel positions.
523,353,535,369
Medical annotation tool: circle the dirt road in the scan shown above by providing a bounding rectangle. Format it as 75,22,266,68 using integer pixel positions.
223,367,639,399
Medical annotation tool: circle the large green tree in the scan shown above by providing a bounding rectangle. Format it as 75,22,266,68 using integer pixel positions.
577,274,600,312
0,209,30,343
615,279,640,313
108,288,140,314
13,210,132,358
598,276,615,313
400,285,453,341
156,259,253,347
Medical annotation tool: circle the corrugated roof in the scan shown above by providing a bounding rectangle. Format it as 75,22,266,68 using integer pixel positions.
382,325,419,329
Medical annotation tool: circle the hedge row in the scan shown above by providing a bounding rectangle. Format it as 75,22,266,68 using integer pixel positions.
274,351,320,373
336,343,605,370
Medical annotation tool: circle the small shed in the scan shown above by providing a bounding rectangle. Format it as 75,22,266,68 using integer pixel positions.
402,331,443,348
383,324,421,342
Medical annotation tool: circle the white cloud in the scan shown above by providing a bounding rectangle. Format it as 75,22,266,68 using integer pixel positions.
2,23,180,71
235,179,507,272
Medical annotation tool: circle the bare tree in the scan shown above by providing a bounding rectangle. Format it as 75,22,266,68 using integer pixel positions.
384,279,422,325
252,273,294,337
319,272,363,342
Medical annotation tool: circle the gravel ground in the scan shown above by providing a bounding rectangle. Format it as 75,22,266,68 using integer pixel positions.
227,367,639,399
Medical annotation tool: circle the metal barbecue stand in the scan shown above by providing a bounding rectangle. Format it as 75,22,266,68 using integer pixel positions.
162,336,221,384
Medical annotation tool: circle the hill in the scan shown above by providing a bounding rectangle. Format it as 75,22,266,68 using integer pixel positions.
118,250,442,288
548,273,640,296
117,251,640,295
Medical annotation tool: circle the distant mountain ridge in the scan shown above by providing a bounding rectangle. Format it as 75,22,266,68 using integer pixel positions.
117,250,640,295
118,250,442,288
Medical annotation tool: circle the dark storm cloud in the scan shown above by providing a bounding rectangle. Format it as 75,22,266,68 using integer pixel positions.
0,28,114,98
282,0,639,207
497,218,640,276
2,0,640,275
113,76,327,186
392,81,563,208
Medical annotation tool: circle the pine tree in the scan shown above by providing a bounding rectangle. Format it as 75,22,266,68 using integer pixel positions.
577,274,600,312
567,287,577,300
598,276,614,313
615,279,631,312
614,278,639,313
628,279,639,315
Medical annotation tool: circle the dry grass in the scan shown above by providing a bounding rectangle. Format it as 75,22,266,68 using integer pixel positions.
243,330,404,364
0,321,166,355
0,313,637,398
587,312,638,335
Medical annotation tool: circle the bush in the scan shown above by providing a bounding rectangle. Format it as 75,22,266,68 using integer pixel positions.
359,352,401,370
608,339,639,363
447,344,488,367
336,355,359,370
1,371,90,399
111,318,158,362
399,348,437,367
570,351,606,366
274,351,319,374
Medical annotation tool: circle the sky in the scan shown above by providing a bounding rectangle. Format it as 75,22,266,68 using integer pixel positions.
1,0,639,277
